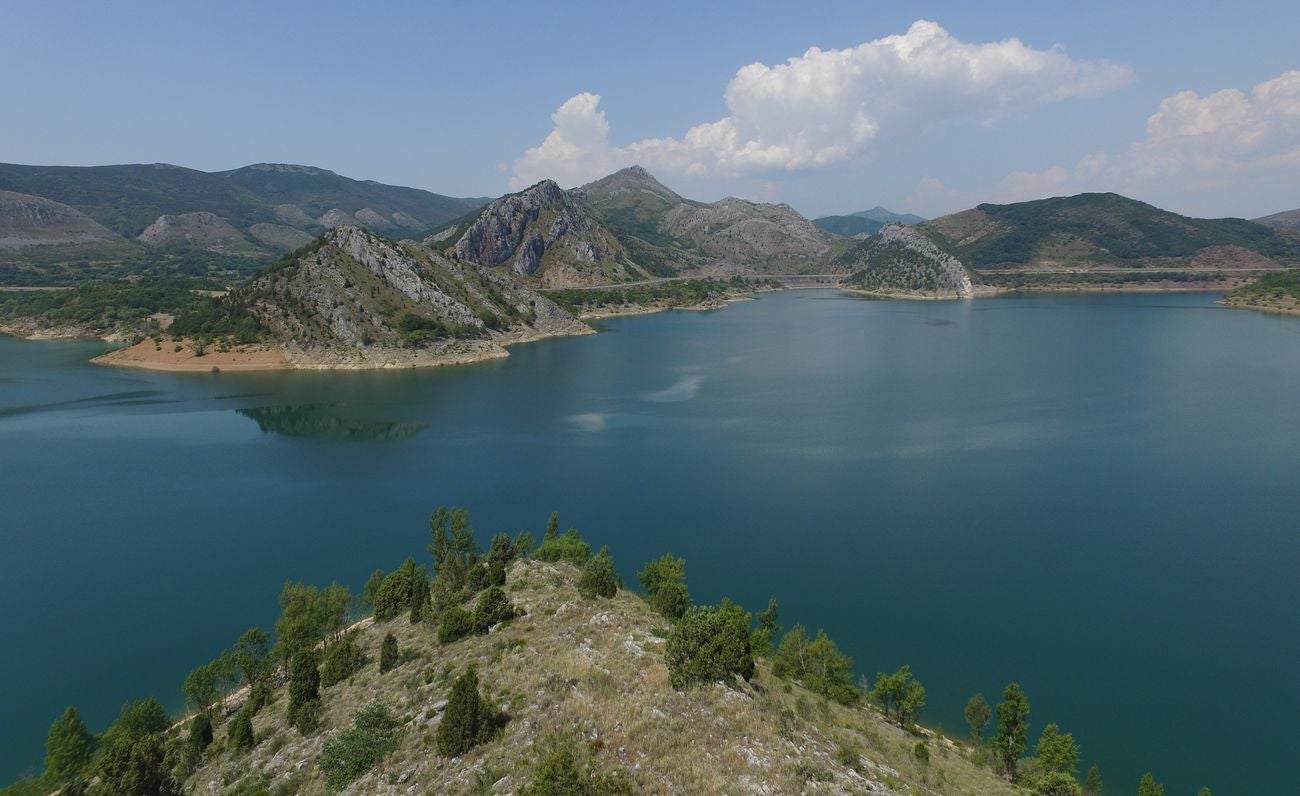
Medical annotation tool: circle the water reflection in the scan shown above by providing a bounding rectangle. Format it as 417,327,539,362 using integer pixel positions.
238,404,425,441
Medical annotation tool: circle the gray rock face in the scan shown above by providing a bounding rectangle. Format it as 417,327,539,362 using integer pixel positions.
244,226,589,365
275,203,318,228
354,208,394,230
842,223,974,298
661,197,834,270
248,223,315,252
317,208,360,229
136,211,256,253
454,180,640,286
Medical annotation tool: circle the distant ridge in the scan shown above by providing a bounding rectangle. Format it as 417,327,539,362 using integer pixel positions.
814,206,925,237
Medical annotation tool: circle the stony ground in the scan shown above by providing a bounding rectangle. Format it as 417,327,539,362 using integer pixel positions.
184,560,1020,795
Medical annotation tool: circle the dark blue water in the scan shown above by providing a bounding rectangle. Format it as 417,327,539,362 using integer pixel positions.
2,291,1297,794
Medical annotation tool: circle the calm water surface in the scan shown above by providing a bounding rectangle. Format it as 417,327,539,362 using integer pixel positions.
2,290,1298,793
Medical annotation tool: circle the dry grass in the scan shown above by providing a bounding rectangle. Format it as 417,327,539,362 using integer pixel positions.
182,560,1019,795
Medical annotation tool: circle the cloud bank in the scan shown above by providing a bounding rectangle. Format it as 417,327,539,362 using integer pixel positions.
511,20,1132,189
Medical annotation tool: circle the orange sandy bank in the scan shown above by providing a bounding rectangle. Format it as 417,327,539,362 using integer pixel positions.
93,339,289,372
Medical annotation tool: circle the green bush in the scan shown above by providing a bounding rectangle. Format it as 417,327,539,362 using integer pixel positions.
438,607,473,644
638,553,691,620
320,634,366,687
436,667,501,757
577,546,619,599
228,708,255,752
287,649,321,735
320,702,402,791
534,526,592,566
43,706,93,783
473,586,517,634
379,632,399,674
664,600,754,689
524,735,634,795
775,626,859,705
187,713,213,758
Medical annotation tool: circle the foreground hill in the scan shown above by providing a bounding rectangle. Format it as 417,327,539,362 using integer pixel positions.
96,227,590,370
815,207,925,238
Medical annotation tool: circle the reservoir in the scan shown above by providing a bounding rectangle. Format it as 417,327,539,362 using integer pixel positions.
2,290,1297,793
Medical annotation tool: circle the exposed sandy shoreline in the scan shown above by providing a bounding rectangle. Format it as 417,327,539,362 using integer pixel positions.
92,339,291,372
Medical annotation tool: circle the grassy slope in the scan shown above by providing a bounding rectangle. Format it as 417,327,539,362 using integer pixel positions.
1222,267,1300,312
183,559,1017,795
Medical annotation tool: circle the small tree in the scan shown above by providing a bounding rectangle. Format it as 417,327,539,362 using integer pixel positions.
275,581,324,664
513,530,536,559
638,553,691,619
994,682,1031,781
577,545,618,598
436,667,499,757
429,505,479,586
664,601,754,688
439,606,474,643
288,649,321,734
1082,765,1103,795
1137,772,1165,796
183,662,218,716
187,713,213,758
913,740,930,766
362,568,385,611
773,624,810,680
44,706,93,783
751,597,780,658
534,526,592,566
232,627,271,690
97,731,180,796
1035,772,1082,796
1035,723,1079,775
380,632,399,673
228,709,255,752
803,630,859,705
965,693,992,743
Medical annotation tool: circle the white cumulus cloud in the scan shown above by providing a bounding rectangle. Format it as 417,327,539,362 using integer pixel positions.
510,20,1132,190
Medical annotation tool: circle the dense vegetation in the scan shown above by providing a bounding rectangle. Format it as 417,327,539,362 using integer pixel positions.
975,270,1231,288
0,247,268,287
0,277,221,336
1224,267,1300,307
934,193,1298,266
545,276,778,314
3,506,1212,796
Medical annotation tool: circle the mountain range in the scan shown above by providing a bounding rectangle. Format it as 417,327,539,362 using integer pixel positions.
813,207,926,237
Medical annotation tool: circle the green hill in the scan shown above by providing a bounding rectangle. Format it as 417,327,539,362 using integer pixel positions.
922,193,1298,269
815,207,926,238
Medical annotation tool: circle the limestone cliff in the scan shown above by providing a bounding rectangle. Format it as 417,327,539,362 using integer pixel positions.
840,223,975,298
454,180,645,287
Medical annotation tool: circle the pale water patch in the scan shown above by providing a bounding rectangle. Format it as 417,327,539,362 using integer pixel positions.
568,412,607,432
644,374,704,402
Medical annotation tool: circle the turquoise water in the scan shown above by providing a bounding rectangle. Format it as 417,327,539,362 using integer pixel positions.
2,291,1298,793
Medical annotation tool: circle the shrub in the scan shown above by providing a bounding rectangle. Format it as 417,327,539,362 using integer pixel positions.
320,634,366,687
228,708,255,752
320,702,402,791
664,600,754,689
534,527,592,566
439,606,473,644
379,632,399,673
472,586,517,634
1035,772,1082,796
913,740,929,766
436,667,501,757
577,546,618,599
187,713,213,758
638,553,690,620
775,626,859,705
287,649,321,735
524,735,634,795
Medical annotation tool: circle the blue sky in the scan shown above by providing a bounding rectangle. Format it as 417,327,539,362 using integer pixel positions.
2,0,1298,218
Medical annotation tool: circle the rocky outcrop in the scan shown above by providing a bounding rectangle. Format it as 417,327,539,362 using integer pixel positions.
241,226,590,367
317,208,360,229
247,223,314,252
136,211,257,253
274,203,319,228
0,190,134,251
454,180,644,287
840,223,974,298
354,207,395,230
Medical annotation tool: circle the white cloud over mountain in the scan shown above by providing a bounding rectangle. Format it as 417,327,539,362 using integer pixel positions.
905,69,1300,217
511,20,1133,190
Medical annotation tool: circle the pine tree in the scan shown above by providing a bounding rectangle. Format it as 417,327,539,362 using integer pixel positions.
1137,772,1165,796
637,553,691,619
994,682,1030,781
44,706,93,782
380,632,399,673
436,667,498,756
1035,723,1079,775
228,709,255,751
1082,764,1103,794
287,649,321,734
577,545,619,598
187,713,213,757
965,693,992,743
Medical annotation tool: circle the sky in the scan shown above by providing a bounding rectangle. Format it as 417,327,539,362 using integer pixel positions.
2,0,1298,219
